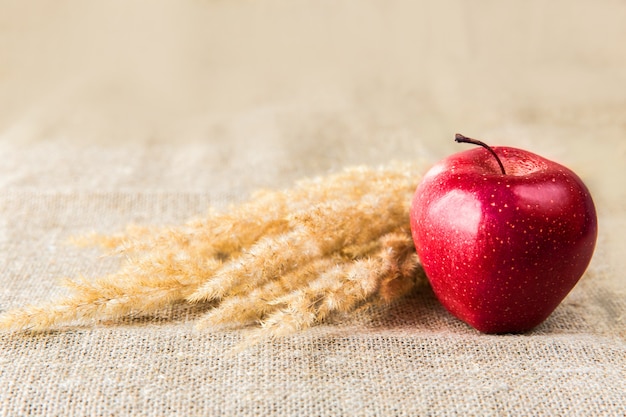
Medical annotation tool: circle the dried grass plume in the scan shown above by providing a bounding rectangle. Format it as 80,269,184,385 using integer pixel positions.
0,163,427,342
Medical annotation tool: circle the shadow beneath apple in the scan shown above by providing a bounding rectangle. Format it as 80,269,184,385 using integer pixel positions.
352,269,619,338
527,275,620,337
339,283,477,334
514,262,626,338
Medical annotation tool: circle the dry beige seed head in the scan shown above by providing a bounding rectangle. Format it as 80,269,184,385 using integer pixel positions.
0,163,427,343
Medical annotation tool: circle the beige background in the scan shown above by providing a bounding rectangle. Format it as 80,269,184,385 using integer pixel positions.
1,1,625,415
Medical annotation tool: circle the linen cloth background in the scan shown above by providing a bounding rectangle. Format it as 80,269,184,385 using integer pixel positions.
1,1,625,415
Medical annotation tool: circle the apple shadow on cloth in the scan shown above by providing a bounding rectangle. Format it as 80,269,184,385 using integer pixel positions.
350,268,605,337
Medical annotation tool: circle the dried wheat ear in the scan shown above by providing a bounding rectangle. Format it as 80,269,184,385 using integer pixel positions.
0,163,427,341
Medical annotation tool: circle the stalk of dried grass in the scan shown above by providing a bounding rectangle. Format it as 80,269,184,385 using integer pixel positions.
0,163,425,342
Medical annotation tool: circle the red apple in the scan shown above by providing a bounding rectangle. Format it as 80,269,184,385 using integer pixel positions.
410,134,597,333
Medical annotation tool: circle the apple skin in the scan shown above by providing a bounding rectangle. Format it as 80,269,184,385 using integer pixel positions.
410,145,597,333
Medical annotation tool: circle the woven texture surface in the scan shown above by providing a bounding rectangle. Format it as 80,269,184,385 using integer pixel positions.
1,1,625,415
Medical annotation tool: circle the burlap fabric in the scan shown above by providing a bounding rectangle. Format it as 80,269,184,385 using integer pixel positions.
1,1,624,415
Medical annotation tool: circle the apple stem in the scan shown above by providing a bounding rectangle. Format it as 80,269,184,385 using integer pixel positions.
455,133,506,175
